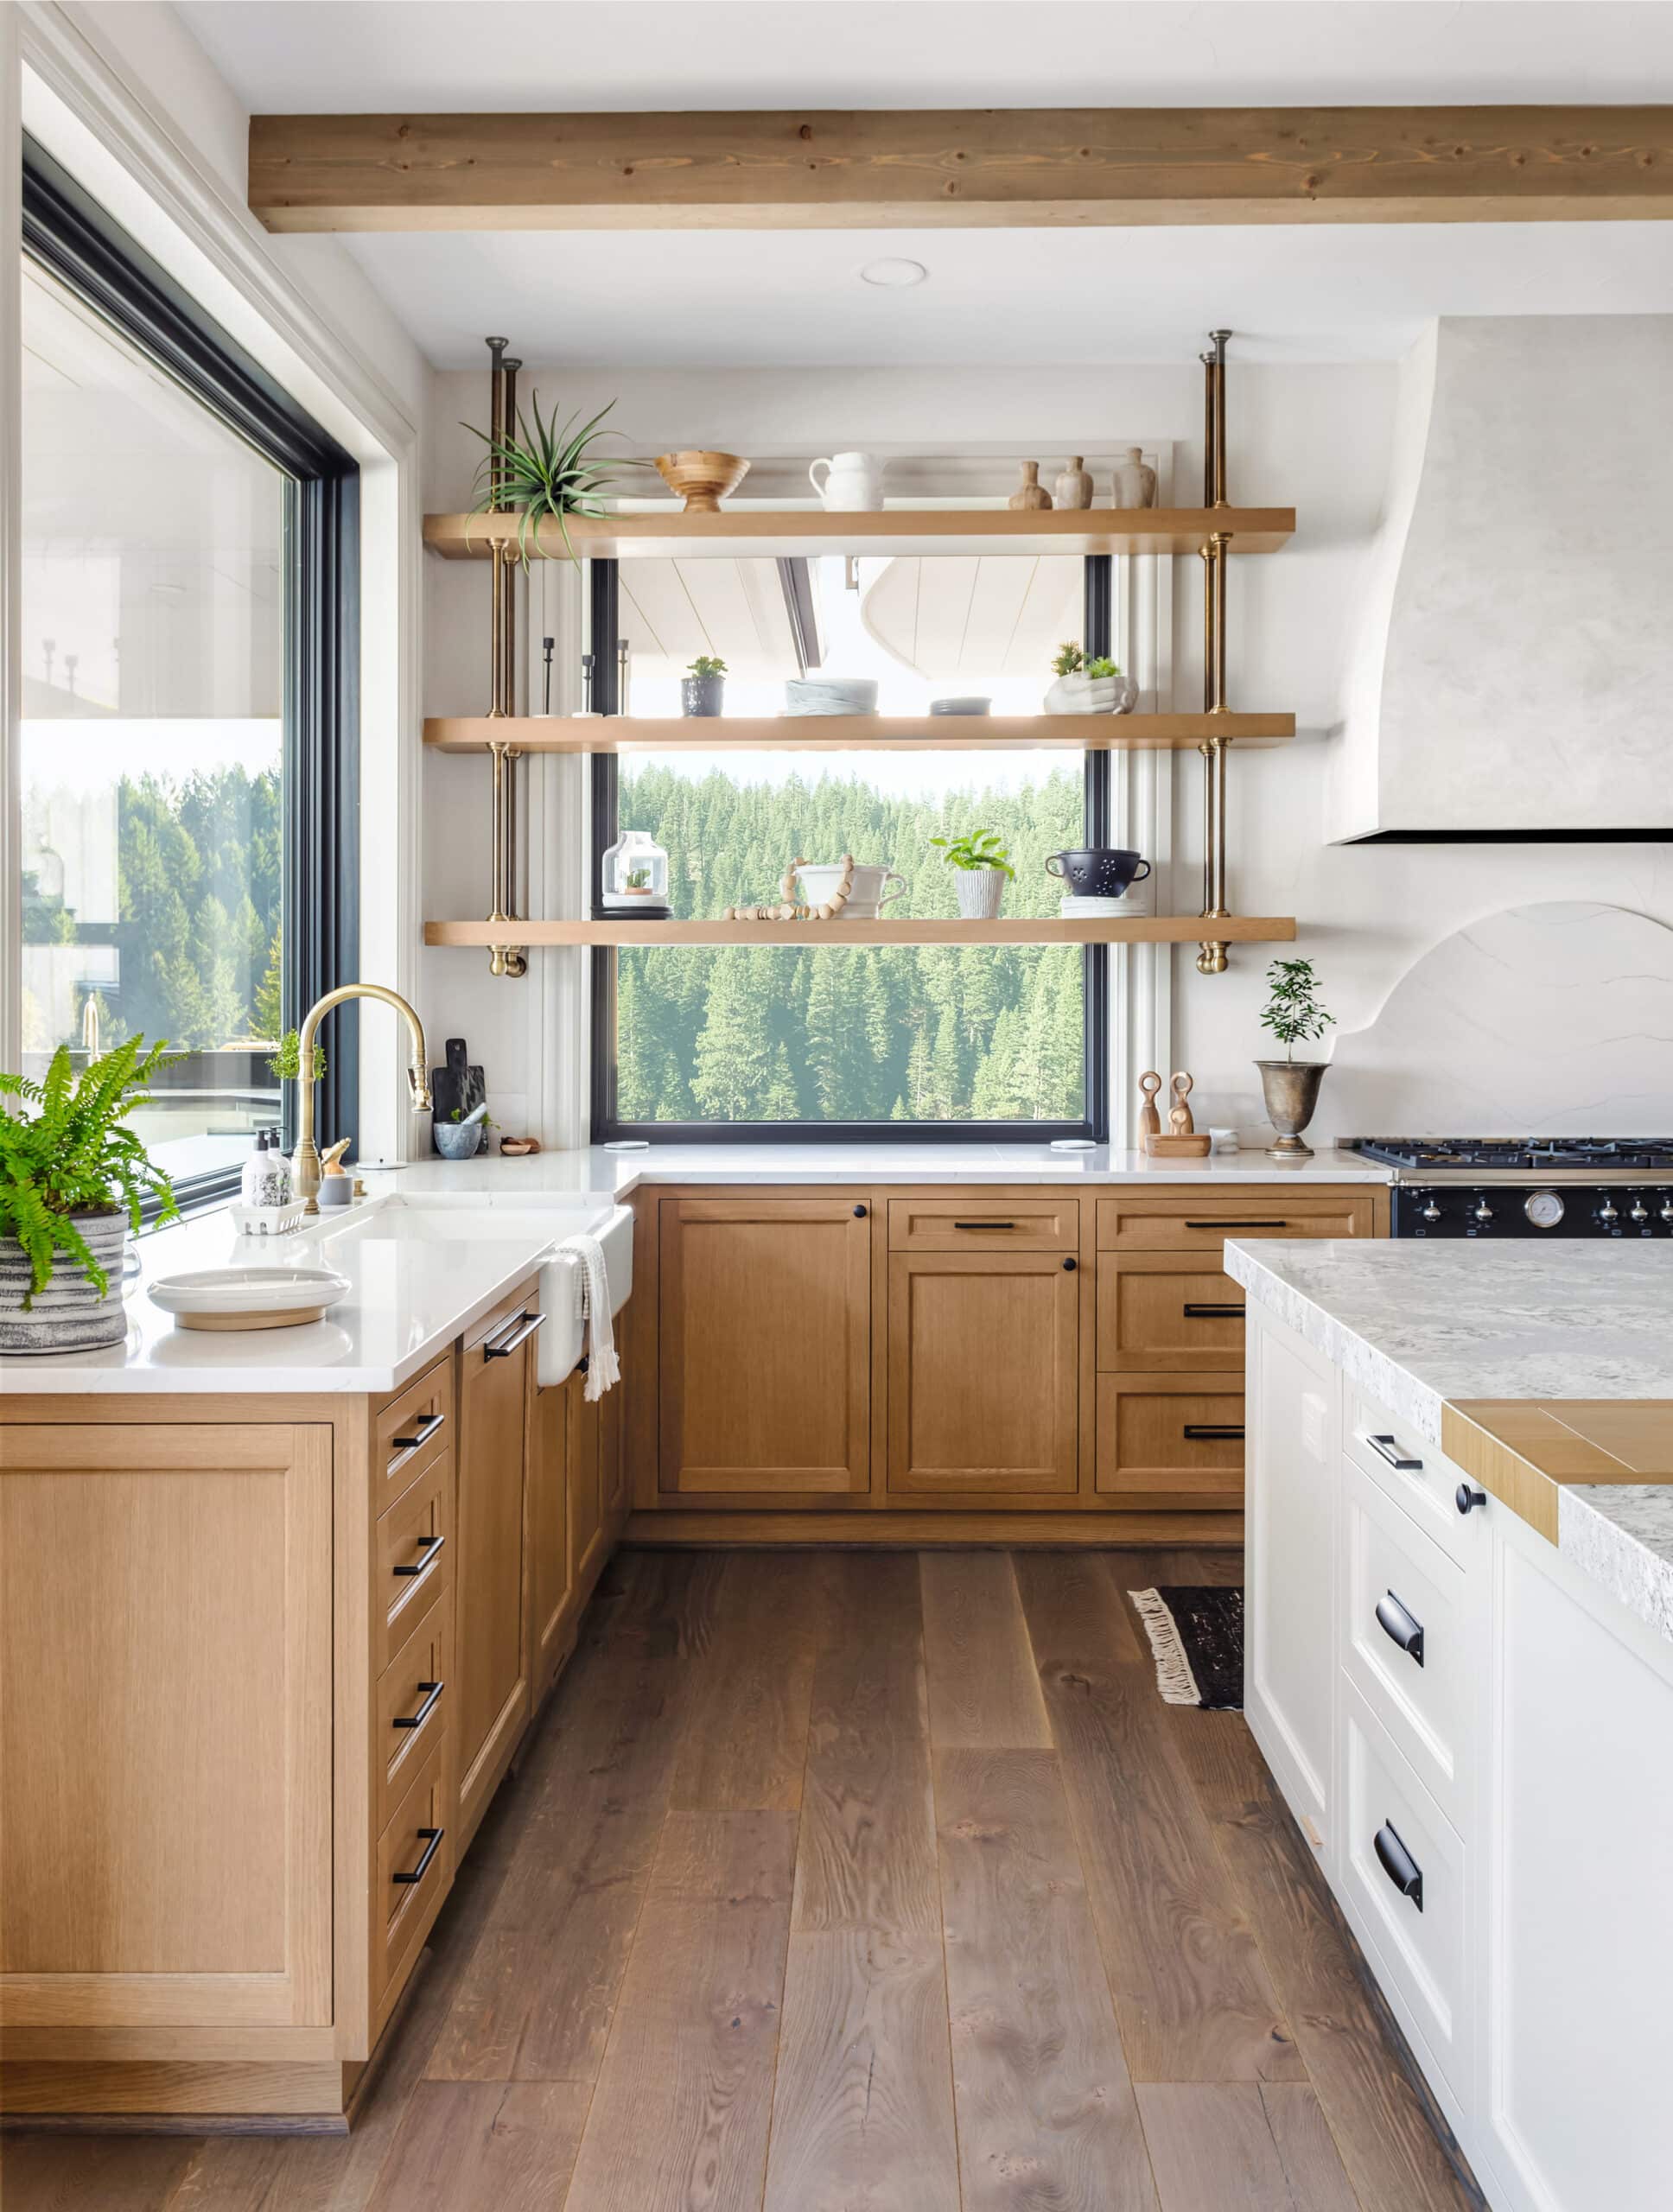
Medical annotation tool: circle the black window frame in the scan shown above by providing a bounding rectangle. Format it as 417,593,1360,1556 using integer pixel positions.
588,554,1111,1145
20,139,359,1214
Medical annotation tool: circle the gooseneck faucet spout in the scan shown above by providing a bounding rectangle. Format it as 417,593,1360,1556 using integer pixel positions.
293,984,430,1211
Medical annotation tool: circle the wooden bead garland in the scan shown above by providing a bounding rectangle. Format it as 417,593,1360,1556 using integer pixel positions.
722,854,855,924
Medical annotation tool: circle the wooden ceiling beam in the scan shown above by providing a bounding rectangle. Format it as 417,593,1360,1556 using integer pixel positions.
247,106,1673,232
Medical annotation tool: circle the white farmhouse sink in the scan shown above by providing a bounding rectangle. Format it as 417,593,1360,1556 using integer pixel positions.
308,1198,633,1386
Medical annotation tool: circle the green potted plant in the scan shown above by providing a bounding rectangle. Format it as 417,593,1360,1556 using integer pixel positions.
930,830,1016,919
1256,957,1336,1158
1044,640,1138,716
463,391,636,564
682,655,727,717
0,1037,179,1353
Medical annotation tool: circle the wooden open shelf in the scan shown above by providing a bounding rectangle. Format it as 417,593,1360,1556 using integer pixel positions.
422,506,1295,563
423,712,1295,753
423,915,1296,950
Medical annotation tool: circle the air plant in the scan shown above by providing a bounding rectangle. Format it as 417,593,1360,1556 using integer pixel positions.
464,391,638,565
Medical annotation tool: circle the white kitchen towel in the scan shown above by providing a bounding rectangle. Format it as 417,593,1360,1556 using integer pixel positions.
561,1231,620,1401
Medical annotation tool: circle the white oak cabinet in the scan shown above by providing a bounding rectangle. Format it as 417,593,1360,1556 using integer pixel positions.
1245,1299,1673,2211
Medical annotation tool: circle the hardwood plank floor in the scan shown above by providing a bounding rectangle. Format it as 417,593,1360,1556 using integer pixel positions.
3,1545,1481,2212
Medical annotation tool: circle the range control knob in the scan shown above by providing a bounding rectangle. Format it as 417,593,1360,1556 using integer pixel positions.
1662,1201,1673,1224
1422,1199,1442,1224
1631,1201,1650,1224
1473,1199,1493,1224
1600,1198,1620,1224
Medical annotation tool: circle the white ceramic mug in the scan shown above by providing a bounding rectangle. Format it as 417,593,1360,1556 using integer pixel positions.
794,861,906,915
809,452,885,511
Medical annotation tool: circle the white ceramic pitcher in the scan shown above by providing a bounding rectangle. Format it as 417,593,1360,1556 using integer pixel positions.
809,452,885,511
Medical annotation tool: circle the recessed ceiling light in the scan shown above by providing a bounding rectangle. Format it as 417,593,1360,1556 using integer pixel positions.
860,257,927,288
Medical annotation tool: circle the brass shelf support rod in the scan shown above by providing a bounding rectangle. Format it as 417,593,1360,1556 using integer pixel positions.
484,335,527,976
1198,327,1234,976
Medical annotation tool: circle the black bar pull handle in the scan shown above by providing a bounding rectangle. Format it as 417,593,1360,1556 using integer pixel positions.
483,1310,544,1358
1375,1591,1425,1667
953,1220,1016,1230
1185,1218,1288,1230
391,1410,446,1454
1374,1821,1423,1911
1183,1424,1244,1440
393,1681,444,1731
392,1827,444,1886
392,1534,444,1579
1183,1303,1245,1319
1366,1433,1423,1472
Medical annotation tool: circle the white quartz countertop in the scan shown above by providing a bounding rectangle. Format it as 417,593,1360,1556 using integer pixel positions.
1227,1238,1673,1643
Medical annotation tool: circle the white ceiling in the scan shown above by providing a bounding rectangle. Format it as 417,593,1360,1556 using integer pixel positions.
175,1,1673,367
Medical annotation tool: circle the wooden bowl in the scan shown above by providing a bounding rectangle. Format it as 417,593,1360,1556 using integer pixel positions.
654,450,750,512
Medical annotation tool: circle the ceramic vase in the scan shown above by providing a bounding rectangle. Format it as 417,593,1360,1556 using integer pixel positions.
956,868,1007,919
1044,671,1139,715
1053,457,1094,509
1008,461,1053,512
1256,1059,1328,1159
1111,447,1158,510
0,1211,128,1353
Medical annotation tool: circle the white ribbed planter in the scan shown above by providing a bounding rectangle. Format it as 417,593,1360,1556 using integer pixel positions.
956,869,1008,919
0,1211,129,1353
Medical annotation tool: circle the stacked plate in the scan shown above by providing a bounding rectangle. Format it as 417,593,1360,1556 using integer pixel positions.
1060,887,1155,918
782,677,880,716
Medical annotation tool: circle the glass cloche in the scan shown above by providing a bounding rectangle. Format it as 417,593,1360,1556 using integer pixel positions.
599,828,671,918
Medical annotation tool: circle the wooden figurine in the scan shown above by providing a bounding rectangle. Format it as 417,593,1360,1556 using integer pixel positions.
1138,1071,1163,1141
1143,1067,1212,1157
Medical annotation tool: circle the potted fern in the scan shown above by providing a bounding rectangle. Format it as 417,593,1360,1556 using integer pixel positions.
1044,640,1138,716
0,1037,179,1353
930,830,1016,919
464,391,635,564
1256,958,1336,1159
682,655,727,717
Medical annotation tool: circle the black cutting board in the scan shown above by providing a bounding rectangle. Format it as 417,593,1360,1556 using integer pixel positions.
430,1037,485,1141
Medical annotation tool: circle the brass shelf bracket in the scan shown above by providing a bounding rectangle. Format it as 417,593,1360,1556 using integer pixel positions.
484,335,527,977
1198,327,1235,976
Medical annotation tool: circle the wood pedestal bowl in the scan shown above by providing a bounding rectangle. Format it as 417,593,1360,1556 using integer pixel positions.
654,450,750,512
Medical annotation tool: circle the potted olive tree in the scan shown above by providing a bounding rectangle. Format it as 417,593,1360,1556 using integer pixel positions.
682,655,727,716
0,1036,179,1352
930,829,1016,918
1256,958,1335,1158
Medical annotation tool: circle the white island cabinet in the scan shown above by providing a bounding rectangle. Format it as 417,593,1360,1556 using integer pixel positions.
1237,1245,1673,2212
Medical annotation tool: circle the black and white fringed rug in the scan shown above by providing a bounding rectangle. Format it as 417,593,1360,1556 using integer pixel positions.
1129,1586,1244,1710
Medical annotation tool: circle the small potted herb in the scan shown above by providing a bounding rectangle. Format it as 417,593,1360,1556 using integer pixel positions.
682,655,727,717
1256,957,1336,1159
930,830,1016,919
1044,640,1138,716
0,1037,179,1352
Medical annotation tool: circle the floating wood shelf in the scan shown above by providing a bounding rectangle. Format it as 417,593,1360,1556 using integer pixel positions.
422,506,1295,563
423,713,1295,753
423,916,1297,950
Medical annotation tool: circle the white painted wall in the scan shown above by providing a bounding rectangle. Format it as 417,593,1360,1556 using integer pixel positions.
423,351,1673,1147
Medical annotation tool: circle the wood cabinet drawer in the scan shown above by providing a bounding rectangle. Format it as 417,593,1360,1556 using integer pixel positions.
1095,1373,1244,1498
1341,1463,1478,1833
1097,1253,1247,1372
374,1354,454,1508
1096,1188,1381,1252
375,1730,452,2004
377,1578,453,1833
887,1195,1078,1252
1339,1677,1470,2113
377,1450,453,1670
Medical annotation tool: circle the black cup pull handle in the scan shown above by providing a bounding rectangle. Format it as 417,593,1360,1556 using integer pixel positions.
1184,1219,1288,1230
1366,1433,1423,1472
393,1680,444,1731
1375,1591,1425,1667
1374,1821,1423,1911
391,1410,446,1454
392,1533,444,1579
1183,1303,1245,1319
1183,1424,1244,1440
392,1827,444,1886
483,1310,544,1359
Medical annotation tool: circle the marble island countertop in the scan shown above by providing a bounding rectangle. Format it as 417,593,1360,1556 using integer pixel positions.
1225,1238,1673,1643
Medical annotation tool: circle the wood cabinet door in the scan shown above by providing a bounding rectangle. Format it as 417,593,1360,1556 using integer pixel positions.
659,1198,870,1495
887,1251,1078,1495
455,1291,538,1846
526,1382,572,1698
0,1423,332,2029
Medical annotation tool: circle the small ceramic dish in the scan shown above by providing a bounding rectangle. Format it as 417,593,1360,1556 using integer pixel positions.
148,1264,350,1332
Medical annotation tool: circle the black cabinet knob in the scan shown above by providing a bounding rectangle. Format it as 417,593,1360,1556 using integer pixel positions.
1455,1483,1487,1516
852,1204,867,1218
1062,1256,1077,1271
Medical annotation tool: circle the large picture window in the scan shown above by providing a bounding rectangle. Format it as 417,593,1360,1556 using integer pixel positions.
17,145,358,1204
591,550,1110,1142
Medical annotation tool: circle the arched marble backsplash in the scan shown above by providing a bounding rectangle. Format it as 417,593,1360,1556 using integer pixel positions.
1326,901,1673,1137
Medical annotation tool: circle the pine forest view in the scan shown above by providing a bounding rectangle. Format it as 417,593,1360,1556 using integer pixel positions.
615,757,1090,1125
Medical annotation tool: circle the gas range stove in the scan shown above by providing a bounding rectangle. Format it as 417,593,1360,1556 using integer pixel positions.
1346,1138,1673,1239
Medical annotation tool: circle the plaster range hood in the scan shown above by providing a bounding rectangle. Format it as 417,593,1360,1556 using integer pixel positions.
1330,315,1673,843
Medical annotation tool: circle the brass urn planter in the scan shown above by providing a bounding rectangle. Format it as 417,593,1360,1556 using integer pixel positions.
1256,1059,1328,1159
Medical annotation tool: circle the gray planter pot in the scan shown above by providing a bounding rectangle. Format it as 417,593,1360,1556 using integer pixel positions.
1256,1059,1328,1159
0,1211,129,1353
681,675,724,717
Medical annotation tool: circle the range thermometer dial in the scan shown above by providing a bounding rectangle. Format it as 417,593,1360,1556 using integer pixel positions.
1524,1190,1565,1229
